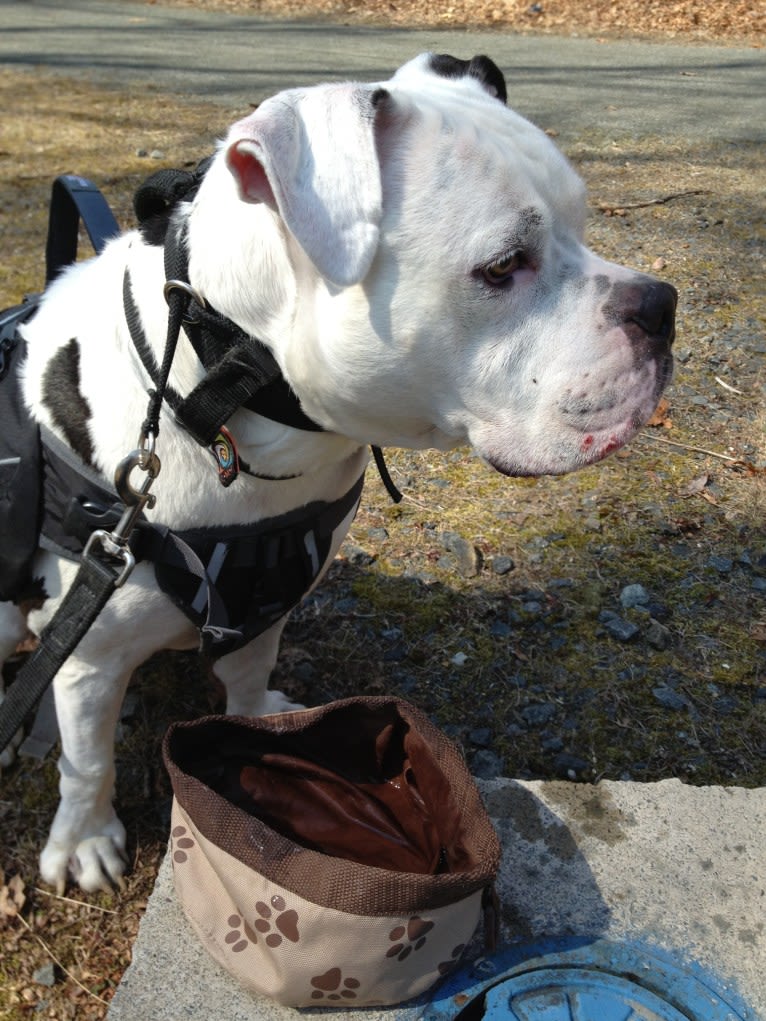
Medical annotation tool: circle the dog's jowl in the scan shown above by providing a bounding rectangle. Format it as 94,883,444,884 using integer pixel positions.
0,53,674,893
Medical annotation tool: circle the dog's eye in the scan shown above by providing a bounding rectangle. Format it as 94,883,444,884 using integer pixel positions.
481,251,527,286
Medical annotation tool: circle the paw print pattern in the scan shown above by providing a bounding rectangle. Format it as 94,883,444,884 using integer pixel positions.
438,943,467,976
386,916,435,961
171,825,196,864
223,897,300,955
310,967,361,1002
225,914,258,953
252,895,300,948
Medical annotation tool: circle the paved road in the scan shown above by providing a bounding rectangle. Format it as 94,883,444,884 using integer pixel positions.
1,0,765,145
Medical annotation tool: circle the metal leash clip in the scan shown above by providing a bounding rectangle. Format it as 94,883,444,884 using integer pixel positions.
82,434,161,588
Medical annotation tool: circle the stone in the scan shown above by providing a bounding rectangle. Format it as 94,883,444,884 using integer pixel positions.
620,583,650,609
469,727,492,748
439,531,483,577
553,752,590,779
33,963,56,988
471,749,504,779
521,703,557,727
646,618,671,650
491,555,515,575
490,620,513,639
652,686,690,711
600,612,640,641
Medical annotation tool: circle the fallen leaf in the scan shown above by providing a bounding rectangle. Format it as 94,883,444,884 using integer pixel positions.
647,396,672,427
680,473,710,497
0,874,26,923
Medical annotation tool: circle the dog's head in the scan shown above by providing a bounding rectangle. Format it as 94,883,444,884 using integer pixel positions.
194,52,675,477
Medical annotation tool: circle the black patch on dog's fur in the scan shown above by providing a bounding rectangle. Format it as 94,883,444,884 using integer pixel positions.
429,54,508,104
42,339,95,466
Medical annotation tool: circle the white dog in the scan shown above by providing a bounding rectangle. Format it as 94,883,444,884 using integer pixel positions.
0,53,675,893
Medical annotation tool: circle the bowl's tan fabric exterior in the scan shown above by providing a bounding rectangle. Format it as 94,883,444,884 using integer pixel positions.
170,800,483,1007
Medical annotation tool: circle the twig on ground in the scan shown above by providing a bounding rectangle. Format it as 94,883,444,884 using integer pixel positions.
714,375,744,395
15,912,110,1006
32,887,118,915
638,431,739,462
597,189,706,213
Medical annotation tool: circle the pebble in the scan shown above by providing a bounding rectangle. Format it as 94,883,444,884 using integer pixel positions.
553,752,590,779
522,600,543,616
491,555,515,575
652,686,690,711
33,963,56,987
367,527,389,544
469,727,492,748
490,620,513,639
599,611,640,642
707,556,733,574
620,583,650,609
646,618,671,650
541,736,564,752
471,749,504,779
521,703,557,727
439,531,483,577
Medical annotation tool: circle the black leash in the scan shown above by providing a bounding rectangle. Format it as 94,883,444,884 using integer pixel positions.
0,557,124,754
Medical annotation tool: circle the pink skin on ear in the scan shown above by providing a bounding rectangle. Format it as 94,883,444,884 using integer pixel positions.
226,141,276,207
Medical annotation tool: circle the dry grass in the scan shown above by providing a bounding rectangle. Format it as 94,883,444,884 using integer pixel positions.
1,6,765,1017
159,0,766,46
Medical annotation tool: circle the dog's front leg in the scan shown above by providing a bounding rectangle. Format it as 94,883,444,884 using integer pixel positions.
213,619,303,717
39,648,138,894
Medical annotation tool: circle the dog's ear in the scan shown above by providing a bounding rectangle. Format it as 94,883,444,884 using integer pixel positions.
225,85,389,288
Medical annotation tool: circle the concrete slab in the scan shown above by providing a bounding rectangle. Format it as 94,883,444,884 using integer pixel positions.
108,778,766,1020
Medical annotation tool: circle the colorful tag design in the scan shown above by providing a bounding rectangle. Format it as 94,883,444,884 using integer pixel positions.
210,427,239,487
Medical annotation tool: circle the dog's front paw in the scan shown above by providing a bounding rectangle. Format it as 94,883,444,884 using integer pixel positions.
250,689,307,717
40,815,128,894
0,725,22,769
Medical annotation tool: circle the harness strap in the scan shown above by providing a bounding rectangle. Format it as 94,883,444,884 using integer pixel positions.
39,425,366,657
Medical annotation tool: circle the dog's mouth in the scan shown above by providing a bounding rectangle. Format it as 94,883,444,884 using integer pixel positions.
478,397,661,479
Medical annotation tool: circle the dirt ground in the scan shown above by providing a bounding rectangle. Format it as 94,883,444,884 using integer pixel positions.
0,2,764,1018
160,0,765,46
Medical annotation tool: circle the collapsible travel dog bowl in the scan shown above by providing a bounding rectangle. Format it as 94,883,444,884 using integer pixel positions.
163,696,501,1008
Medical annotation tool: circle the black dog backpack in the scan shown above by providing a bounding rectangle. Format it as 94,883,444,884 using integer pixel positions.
0,176,119,602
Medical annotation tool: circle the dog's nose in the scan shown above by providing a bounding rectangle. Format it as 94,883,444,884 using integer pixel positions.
629,280,677,350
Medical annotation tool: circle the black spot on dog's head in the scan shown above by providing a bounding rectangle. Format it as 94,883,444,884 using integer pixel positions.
42,338,95,466
428,54,507,104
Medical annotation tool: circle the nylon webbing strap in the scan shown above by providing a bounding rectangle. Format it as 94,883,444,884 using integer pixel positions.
45,175,120,285
0,555,120,755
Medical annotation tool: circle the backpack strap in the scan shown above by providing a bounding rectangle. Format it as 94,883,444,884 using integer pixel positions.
45,174,120,284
